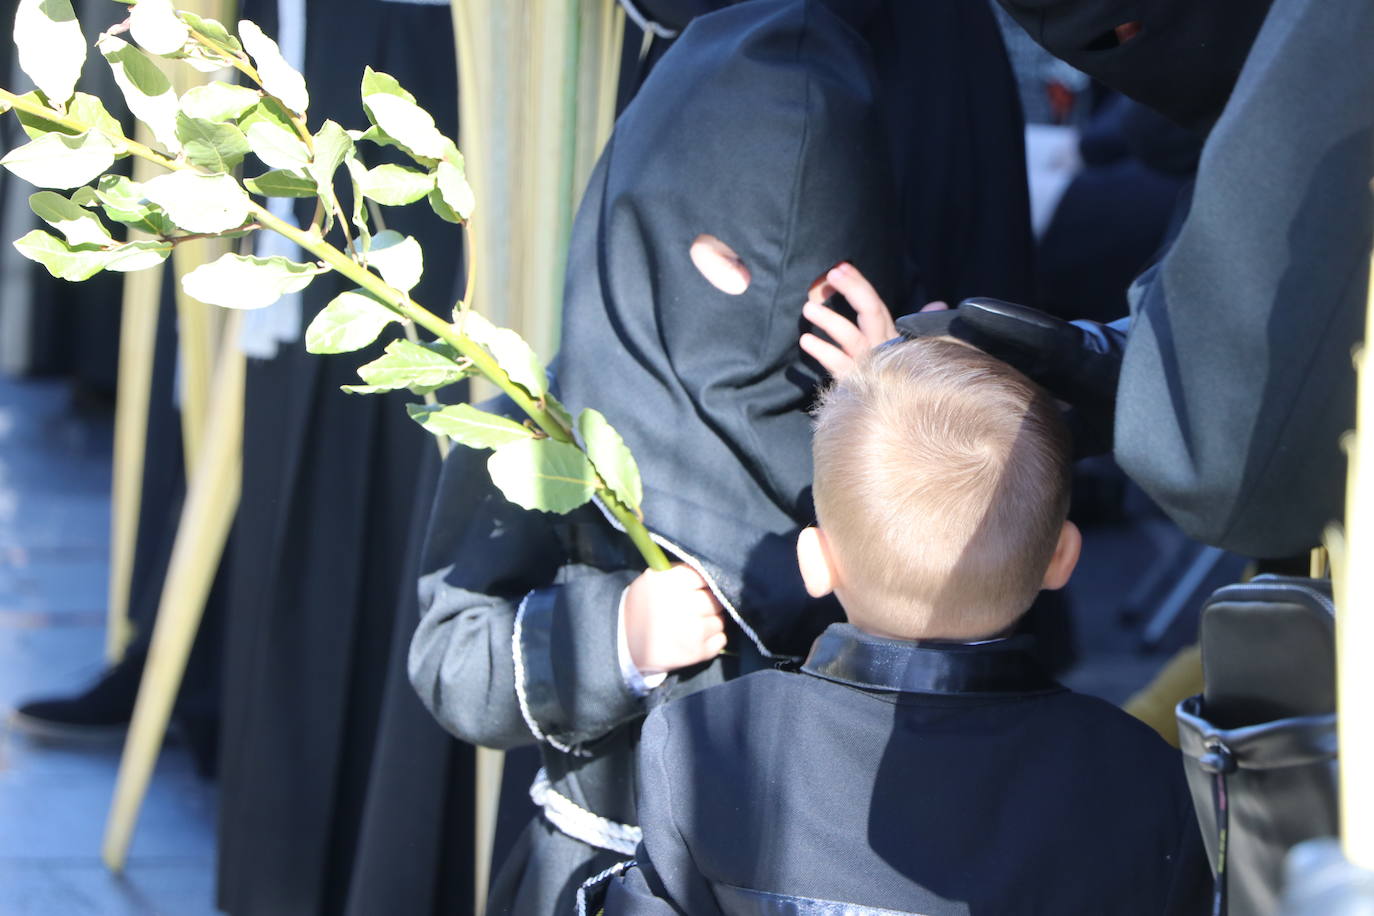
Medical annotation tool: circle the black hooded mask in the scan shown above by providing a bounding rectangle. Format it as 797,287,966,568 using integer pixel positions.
996,0,1274,130
553,0,902,657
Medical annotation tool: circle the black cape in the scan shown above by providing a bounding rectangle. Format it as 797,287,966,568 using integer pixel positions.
606,624,1211,915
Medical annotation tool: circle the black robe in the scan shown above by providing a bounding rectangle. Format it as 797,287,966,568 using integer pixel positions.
1113,0,1373,557
409,1,1033,913
215,2,465,914
994,0,1370,557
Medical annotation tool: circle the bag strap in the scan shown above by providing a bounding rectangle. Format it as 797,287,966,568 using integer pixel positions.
1199,738,1238,916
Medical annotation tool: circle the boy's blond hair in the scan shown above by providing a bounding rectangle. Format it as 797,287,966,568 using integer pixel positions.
812,337,1071,639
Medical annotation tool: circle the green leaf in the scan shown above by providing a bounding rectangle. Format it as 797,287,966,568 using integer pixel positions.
237,100,296,135
179,12,242,54
244,169,315,198
303,289,397,354
13,229,108,280
14,91,58,139
0,130,117,189
577,409,643,512
367,230,423,294
102,239,173,272
344,157,372,253
427,187,460,224
357,163,433,206
29,190,113,246
177,47,229,74
238,19,308,114
360,67,417,104
434,159,475,221
362,93,448,161
13,221,172,277
68,93,127,144
350,124,408,156
181,252,323,309
15,91,125,148
487,439,597,514
407,403,535,449
179,81,259,122
89,174,176,235
306,120,352,233
176,113,250,173
141,171,251,233
310,120,353,186
459,311,548,399
545,392,575,433
14,0,86,106
99,34,180,152
245,120,310,170
129,0,189,55
345,338,467,393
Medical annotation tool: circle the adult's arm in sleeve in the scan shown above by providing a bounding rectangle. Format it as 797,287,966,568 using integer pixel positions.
1113,0,1374,558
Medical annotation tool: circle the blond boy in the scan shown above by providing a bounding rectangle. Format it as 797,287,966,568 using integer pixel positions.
603,339,1211,915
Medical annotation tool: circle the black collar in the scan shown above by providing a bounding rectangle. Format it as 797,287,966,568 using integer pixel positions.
802,623,1062,697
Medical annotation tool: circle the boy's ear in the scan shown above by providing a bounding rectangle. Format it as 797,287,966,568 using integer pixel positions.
1041,520,1081,591
796,526,837,599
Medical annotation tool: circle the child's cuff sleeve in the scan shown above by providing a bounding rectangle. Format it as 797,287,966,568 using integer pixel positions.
616,587,669,697
513,566,646,750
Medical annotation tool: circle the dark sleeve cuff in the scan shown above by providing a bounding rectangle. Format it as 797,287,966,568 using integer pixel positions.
513,565,643,751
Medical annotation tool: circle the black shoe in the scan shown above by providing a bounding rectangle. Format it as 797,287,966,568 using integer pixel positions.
7,650,146,743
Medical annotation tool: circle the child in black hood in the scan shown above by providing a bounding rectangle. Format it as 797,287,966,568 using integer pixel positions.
407,1,1033,912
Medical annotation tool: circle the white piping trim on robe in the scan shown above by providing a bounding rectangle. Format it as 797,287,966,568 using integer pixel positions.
576,859,636,916
531,768,642,856
511,593,589,757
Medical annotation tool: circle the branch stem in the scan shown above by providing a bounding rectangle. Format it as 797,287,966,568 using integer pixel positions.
168,222,262,245
0,87,672,572
249,202,560,436
248,202,670,570
186,27,261,85
0,89,174,165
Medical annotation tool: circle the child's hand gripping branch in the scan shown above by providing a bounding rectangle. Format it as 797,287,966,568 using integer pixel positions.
623,564,728,677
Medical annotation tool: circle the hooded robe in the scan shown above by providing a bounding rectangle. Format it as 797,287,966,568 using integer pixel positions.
409,1,1034,913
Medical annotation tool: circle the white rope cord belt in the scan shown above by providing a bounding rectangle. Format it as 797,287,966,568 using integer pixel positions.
529,768,642,856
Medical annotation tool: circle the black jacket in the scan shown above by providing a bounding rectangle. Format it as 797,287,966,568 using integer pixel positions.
605,624,1213,915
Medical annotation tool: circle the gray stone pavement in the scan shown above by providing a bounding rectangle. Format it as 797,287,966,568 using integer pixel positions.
0,376,220,916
